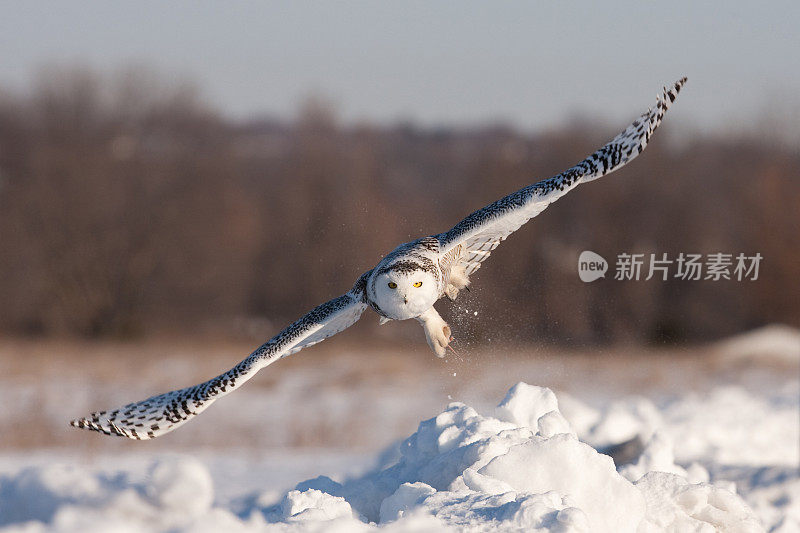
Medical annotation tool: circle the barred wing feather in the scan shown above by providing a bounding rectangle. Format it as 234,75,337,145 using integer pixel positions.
438,78,687,277
71,292,367,439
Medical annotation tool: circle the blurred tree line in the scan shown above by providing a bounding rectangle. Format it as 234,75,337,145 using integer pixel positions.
0,68,797,345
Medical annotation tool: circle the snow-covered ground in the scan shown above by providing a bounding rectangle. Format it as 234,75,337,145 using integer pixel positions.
0,326,797,531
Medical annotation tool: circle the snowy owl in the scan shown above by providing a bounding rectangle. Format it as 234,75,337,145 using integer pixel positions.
72,78,686,439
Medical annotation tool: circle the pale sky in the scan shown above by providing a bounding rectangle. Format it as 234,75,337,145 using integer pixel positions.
1,1,798,134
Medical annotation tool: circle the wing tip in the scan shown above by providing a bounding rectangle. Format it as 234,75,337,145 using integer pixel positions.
70,414,134,438
644,76,687,134
661,77,688,107
70,415,103,432
70,415,97,431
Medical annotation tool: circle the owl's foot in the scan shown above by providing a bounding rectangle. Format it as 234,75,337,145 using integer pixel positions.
444,264,471,301
444,284,470,301
416,307,452,358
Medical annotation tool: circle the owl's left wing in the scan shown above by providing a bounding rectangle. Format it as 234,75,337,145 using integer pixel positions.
70,277,369,439
438,78,686,277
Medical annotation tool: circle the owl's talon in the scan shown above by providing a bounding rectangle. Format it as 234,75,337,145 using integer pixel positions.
416,308,453,358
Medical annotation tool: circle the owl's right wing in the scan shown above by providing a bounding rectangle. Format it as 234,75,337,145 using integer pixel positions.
437,78,686,277
70,273,370,440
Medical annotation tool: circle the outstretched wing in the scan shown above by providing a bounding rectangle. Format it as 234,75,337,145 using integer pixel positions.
71,284,368,439
438,78,687,277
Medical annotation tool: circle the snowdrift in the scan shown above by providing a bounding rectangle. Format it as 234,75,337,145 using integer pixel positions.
0,383,772,532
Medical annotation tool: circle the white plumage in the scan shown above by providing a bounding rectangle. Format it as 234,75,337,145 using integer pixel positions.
72,78,686,439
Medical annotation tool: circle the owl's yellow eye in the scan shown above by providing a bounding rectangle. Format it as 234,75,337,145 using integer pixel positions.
388,282,397,289
413,281,423,288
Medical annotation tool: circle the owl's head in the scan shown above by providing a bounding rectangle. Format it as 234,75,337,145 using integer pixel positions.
372,263,438,320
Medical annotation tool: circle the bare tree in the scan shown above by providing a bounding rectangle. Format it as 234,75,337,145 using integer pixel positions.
0,67,797,343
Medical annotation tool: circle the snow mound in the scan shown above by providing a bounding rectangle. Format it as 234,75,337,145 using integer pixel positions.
0,383,767,532
147,458,214,516
280,489,354,522
714,324,800,365
0,457,226,532
636,472,763,533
